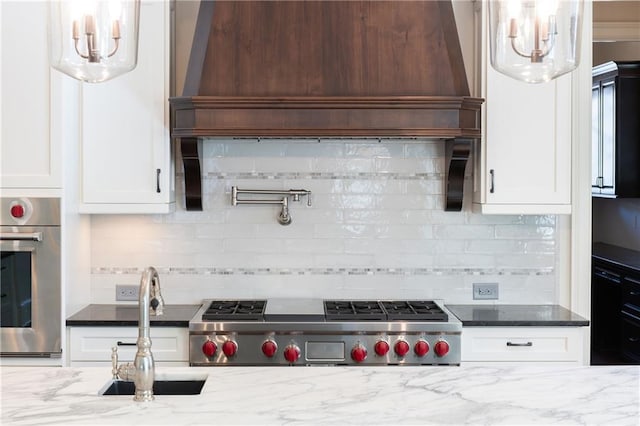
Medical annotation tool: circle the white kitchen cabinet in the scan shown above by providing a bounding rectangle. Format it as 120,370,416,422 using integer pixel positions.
461,327,585,365
0,1,62,193
472,1,572,215
79,0,174,214
68,327,189,367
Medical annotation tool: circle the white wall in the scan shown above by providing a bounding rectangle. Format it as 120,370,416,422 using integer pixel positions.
89,138,560,305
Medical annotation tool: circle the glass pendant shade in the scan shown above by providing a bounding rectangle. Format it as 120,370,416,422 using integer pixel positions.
489,0,583,83
49,0,140,83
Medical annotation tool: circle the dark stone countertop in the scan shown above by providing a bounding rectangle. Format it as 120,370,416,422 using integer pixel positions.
66,304,202,327
592,242,640,274
446,304,589,327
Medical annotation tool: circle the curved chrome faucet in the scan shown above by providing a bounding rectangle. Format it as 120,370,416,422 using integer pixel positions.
132,266,164,402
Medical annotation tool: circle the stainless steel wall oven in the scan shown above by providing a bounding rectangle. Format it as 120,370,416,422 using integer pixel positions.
1,198,61,357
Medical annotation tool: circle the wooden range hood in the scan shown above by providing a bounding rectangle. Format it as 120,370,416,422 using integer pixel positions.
170,0,483,211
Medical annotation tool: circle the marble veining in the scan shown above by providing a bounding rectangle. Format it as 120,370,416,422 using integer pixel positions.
1,366,638,425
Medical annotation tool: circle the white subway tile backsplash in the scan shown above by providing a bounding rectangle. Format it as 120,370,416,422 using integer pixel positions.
465,240,525,254
433,224,495,239
495,225,555,239
91,138,559,304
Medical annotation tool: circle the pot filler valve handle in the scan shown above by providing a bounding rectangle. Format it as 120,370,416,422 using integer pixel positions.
291,189,312,207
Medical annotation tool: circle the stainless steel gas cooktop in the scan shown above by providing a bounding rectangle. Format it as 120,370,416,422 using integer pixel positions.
189,298,461,366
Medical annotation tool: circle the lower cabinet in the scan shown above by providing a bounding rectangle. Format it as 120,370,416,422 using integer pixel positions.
461,327,585,364
591,254,640,364
68,327,189,367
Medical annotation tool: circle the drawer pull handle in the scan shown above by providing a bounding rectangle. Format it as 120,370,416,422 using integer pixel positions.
506,341,533,347
628,337,639,343
116,341,136,346
629,292,640,296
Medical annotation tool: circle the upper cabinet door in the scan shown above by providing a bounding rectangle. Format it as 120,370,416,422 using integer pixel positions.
472,1,572,215
591,61,640,198
0,2,62,192
79,0,174,214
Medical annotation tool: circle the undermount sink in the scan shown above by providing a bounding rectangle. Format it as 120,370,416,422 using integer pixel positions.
99,374,207,396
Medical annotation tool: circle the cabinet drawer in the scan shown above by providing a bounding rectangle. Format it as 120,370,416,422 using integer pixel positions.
69,327,188,362
622,276,640,307
462,327,583,363
621,311,640,363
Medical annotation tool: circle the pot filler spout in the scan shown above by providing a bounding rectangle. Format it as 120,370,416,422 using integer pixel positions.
169,0,483,212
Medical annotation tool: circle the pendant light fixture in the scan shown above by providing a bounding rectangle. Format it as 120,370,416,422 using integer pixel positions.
49,0,140,83
488,0,583,83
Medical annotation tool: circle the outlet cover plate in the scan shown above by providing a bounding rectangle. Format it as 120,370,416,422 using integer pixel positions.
116,285,139,301
473,283,499,300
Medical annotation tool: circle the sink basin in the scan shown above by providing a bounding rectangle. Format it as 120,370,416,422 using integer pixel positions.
99,374,207,396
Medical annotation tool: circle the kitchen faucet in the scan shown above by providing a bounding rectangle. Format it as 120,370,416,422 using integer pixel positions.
111,266,164,401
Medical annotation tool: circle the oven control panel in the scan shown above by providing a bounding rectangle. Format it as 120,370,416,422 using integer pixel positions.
189,332,460,366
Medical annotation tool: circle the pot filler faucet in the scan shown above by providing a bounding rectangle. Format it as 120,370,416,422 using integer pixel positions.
111,266,165,402
231,186,312,225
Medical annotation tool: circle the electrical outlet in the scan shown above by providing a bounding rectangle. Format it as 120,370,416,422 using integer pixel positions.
473,283,499,300
116,285,139,301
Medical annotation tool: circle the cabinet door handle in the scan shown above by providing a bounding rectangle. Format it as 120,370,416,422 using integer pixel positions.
594,268,621,283
156,168,161,193
625,277,640,286
489,169,495,193
506,341,533,347
0,232,43,242
116,341,136,346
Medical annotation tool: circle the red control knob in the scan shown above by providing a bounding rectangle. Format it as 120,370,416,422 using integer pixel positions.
202,340,217,357
394,340,410,357
10,204,24,219
414,339,430,357
262,340,278,358
434,340,450,357
283,345,301,363
222,340,238,357
374,340,390,357
351,345,367,363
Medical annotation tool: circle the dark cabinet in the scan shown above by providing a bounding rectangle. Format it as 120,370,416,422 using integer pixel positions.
591,256,640,364
591,263,622,355
621,276,640,363
591,61,640,198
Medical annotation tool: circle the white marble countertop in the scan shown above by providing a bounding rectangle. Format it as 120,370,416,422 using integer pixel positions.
1,365,638,425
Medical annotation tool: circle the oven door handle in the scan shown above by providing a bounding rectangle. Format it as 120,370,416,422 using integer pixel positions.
0,232,43,242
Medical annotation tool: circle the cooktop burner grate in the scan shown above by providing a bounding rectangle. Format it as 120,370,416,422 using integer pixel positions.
202,300,266,321
381,301,448,321
324,301,387,321
324,300,448,322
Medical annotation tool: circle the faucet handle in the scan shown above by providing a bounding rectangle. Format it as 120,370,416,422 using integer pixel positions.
111,346,136,381
150,276,164,316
